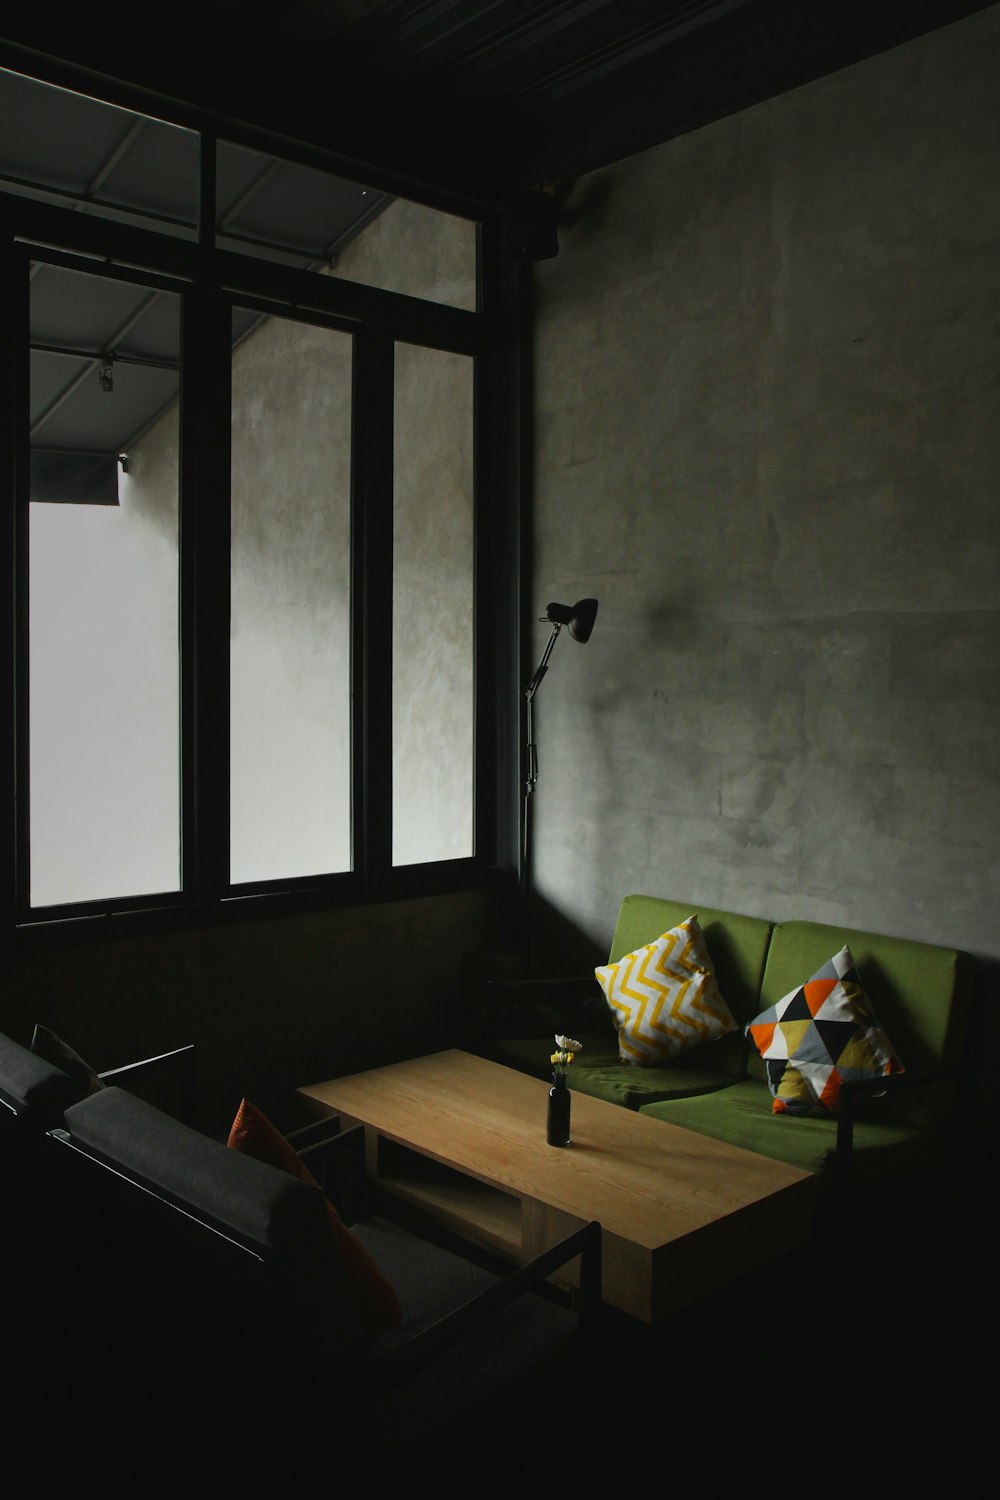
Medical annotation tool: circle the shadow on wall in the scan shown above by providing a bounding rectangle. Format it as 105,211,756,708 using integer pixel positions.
585,599,695,711
529,172,622,288
526,893,607,981
968,956,1000,1154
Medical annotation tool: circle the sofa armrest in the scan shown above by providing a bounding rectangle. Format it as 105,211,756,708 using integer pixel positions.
286,1115,341,1153
366,1218,603,1391
483,974,606,1041
836,1068,958,1159
294,1121,369,1223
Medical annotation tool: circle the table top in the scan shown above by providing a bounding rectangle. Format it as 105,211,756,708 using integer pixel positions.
298,1049,812,1251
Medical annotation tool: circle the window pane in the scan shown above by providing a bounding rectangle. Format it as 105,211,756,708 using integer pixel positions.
0,68,198,237
217,140,476,310
393,344,474,865
335,196,477,312
29,264,181,906
230,311,353,883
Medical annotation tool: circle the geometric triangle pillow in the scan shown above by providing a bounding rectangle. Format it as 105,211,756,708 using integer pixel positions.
595,914,739,1067
746,945,904,1116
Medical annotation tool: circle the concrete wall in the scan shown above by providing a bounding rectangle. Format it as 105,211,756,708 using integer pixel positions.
529,6,1000,969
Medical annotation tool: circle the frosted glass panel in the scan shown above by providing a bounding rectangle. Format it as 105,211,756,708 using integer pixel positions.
230,311,353,882
28,270,181,905
393,343,474,865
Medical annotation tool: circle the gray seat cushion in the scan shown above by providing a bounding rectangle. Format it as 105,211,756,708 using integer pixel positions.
355,1216,581,1400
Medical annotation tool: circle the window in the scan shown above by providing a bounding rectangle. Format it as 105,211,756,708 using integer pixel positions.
215,139,477,310
2,62,504,934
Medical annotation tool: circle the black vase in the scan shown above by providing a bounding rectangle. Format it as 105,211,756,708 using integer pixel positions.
547,1071,571,1146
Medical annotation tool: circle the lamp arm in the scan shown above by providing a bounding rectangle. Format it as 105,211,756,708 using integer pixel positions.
524,623,561,800
524,623,561,704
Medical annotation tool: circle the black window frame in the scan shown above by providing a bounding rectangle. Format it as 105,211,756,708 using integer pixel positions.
1,74,523,949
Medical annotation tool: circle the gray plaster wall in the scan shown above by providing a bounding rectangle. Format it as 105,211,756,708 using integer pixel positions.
529,6,1000,965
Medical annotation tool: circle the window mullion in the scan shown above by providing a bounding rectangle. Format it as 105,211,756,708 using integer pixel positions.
5,237,29,918
356,324,394,891
185,285,232,904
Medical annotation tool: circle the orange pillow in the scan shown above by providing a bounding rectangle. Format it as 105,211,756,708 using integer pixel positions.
227,1098,401,1339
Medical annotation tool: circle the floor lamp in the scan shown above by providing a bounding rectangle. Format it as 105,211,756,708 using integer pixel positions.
521,597,598,916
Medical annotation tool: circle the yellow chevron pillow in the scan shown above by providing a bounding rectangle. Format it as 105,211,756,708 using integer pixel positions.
595,915,738,1066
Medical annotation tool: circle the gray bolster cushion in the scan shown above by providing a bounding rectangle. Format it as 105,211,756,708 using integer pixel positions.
64,1086,325,1254
0,1029,83,1123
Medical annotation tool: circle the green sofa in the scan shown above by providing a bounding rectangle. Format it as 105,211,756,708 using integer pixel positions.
481,895,977,1201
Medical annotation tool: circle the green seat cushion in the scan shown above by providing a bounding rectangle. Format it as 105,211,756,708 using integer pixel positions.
640,1080,945,1189
487,898,773,1105
487,1033,596,1083
489,1032,739,1109
567,1050,738,1110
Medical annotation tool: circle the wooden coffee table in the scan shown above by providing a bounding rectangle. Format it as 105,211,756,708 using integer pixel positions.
298,1049,815,1323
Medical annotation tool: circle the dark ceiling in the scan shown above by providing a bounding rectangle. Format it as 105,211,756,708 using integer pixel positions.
0,1,994,206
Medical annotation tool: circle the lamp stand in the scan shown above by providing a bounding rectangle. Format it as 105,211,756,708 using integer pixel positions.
521,620,562,914
517,597,597,962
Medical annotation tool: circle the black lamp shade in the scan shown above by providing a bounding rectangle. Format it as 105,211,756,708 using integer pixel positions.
545,597,598,643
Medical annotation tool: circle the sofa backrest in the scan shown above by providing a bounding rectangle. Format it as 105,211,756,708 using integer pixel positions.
754,919,976,1123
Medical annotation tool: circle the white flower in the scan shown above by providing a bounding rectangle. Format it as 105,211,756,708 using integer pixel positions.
555,1034,582,1053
